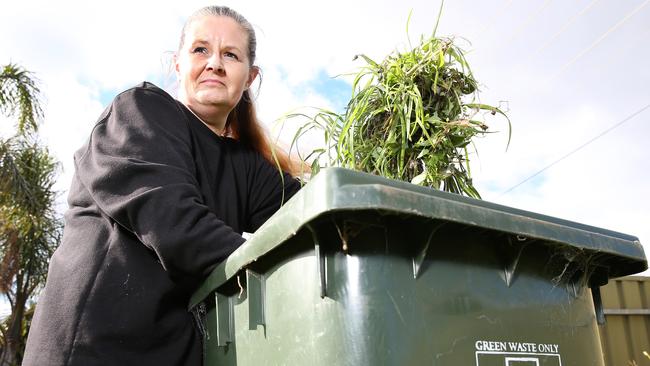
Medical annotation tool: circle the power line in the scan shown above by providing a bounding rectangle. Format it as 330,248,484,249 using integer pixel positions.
500,102,650,196
532,0,601,56
602,25,650,70
552,0,650,79
503,0,554,47
478,0,515,37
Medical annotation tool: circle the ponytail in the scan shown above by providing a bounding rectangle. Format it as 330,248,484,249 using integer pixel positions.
225,90,305,178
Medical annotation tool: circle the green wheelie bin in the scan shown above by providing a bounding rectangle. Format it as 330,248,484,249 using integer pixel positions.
189,168,647,366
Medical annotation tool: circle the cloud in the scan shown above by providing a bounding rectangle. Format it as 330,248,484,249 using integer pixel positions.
37,75,105,210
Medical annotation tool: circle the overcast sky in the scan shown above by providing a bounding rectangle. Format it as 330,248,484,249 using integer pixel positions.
1,0,649,315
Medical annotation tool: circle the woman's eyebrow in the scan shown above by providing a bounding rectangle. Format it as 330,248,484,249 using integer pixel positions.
223,45,243,52
190,39,241,52
190,39,209,46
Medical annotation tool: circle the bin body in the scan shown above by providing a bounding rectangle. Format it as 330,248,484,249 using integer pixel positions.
190,168,647,366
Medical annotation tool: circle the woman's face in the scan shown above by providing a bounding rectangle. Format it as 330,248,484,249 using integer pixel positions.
175,15,257,119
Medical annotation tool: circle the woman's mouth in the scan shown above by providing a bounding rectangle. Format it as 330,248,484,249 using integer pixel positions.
200,79,225,87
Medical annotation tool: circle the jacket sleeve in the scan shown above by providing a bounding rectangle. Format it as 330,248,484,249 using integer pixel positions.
74,85,245,279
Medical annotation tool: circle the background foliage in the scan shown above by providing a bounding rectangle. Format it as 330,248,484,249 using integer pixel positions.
0,63,61,366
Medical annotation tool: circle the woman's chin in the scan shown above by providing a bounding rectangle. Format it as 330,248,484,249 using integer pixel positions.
195,94,232,108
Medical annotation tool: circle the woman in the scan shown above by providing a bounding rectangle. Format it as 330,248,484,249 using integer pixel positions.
23,6,301,365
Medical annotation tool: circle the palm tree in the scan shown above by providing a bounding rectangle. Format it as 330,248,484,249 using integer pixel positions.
0,64,61,366
0,63,43,135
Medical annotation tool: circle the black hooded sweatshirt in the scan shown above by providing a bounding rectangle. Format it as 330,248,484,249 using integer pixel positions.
23,82,300,365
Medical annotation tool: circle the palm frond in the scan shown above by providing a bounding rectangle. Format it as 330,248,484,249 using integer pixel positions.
0,63,43,135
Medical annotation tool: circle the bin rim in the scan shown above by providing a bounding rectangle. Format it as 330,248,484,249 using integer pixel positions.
189,167,647,310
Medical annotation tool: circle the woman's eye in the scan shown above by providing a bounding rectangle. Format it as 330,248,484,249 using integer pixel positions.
192,47,208,54
224,52,239,60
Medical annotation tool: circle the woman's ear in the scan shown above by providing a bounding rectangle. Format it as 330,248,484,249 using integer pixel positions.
173,53,181,77
246,66,260,89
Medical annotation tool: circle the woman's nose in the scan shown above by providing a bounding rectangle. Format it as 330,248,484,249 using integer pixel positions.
207,54,224,73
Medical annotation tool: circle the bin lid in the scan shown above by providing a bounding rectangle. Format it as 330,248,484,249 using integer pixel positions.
190,168,647,309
